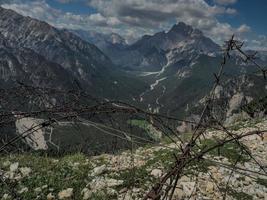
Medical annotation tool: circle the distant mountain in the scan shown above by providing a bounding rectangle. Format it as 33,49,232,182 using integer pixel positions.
0,6,265,126
69,21,267,121
131,22,220,53
0,32,73,89
0,7,147,100
104,22,221,72
0,7,112,86
70,29,129,67
71,30,127,48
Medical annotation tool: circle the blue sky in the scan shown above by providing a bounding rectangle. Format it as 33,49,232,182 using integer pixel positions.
1,0,266,49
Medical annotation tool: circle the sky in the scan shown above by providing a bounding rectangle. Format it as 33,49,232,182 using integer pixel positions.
0,0,266,50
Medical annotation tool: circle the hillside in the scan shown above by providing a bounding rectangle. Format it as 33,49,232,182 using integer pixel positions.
0,6,147,101
0,118,266,199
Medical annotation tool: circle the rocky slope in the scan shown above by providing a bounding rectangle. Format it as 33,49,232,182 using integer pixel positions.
0,6,147,100
0,118,266,199
0,7,112,86
71,30,127,53
0,32,73,88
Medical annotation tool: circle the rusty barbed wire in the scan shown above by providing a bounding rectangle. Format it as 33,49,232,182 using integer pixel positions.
0,35,266,200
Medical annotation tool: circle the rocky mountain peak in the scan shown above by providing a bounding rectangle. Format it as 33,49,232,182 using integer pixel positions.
169,22,194,36
109,33,126,45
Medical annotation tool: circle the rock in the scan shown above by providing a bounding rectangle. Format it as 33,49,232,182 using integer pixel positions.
91,165,107,176
262,132,267,142
208,166,218,173
107,188,118,196
9,162,19,172
18,187,28,194
47,193,55,200
256,191,265,199
181,182,195,196
58,188,73,199
4,171,15,180
90,177,106,190
42,185,48,189
19,167,32,177
81,188,92,200
206,181,214,193
122,191,133,200
173,188,184,199
244,177,252,185
179,175,190,182
3,161,11,168
150,169,162,178
106,178,124,187
1,194,11,200
34,187,42,193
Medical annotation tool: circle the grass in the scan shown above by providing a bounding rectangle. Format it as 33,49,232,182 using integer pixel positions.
0,153,94,199
197,138,251,163
256,178,267,187
128,119,162,141
222,187,253,200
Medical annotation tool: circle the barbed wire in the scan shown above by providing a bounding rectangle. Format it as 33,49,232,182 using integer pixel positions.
0,35,266,200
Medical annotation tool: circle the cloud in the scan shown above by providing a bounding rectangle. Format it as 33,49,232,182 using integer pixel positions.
86,0,242,43
55,0,88,3
247,35,267,51
0,0,252,45
237,24,251,33
214,0,238,5
1,1,122,29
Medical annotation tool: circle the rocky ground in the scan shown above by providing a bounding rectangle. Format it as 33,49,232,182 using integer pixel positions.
0,119,266,200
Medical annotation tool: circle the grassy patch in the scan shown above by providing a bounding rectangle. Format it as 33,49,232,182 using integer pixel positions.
197,139,251,163
223,187,253,200
0,153,94,199
256,178,267,187
128,119,162,141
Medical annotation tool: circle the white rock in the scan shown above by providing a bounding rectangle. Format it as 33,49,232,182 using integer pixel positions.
106,178,124,187
34,187,42,193
18,187,28,194
3,161,11,168
244,176,252,185
42,185,48,189
107,188,118,196
81,188,92,200
91,165,106,176
90,178,106,190
1,194,11,200
206,181,214,193
90,177,123,191
20,167,32,177
150,169,162,178
9,162,19,172
181,182,195,196
173,188,184,199
122,191,133,200
58,188,73,199
47,193,55,200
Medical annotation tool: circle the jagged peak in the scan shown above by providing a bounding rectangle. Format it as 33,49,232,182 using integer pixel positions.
168,22,194,35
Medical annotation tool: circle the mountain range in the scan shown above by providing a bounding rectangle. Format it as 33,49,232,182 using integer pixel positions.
0,6,266,121
0,6,146,101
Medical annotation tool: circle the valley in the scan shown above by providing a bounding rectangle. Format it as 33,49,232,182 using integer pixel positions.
0,3,266,200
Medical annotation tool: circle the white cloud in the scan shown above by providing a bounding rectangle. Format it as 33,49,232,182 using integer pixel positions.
214,0,238,5
1,1,122,29
0,0,255,46
237,24,251,33
86,0,243,43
